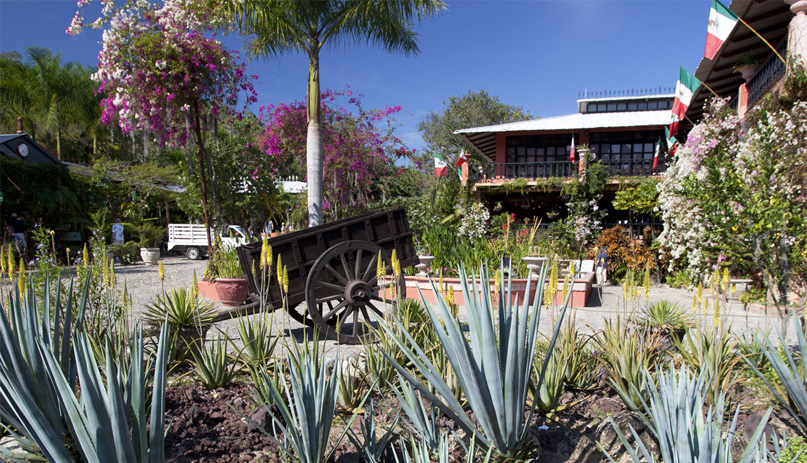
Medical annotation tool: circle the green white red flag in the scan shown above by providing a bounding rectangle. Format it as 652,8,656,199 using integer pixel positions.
455,151,468,167
569,135,576,163
705,0,739,60
653,136,663,169
434,153,448,177
665,127,679,156
670,66,701,137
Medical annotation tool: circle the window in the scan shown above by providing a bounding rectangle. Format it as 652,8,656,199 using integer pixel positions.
584,98,674,114
589,130,664,172
506,134,575,164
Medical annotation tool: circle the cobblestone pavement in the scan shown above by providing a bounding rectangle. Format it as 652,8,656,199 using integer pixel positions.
116,256,795,356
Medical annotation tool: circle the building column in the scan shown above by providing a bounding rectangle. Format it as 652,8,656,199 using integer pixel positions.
786,1,807,69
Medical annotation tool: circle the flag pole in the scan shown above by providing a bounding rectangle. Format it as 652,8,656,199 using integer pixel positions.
736,17,787,65
700,81,721,99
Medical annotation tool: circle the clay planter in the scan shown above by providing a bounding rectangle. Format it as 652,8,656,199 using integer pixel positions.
140,247,160,265
197,278,249,307
175,325,211,360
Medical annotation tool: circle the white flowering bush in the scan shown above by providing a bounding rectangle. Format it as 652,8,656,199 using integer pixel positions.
658,97,807,310
457,201,490,241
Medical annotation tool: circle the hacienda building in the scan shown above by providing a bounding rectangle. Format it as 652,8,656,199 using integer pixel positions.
455,92,674,234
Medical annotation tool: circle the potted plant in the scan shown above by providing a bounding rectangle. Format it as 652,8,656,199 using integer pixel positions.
734,54,761,82
197,243,249,307
144,287,216,358
138,220,164,265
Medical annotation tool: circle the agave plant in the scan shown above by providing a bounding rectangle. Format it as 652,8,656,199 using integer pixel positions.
595,317,662,412
232,312,279,366
144,287,216,328
0,274,171,462
392,378,441,453
347,398,399,463
601,363,772,463
255,337,341,463
380,262,570,459
674,322,741,406
742,312,807,435
192,334,241,389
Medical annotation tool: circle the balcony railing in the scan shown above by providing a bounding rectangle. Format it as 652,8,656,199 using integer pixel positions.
471,158,667,182
748,38,788,107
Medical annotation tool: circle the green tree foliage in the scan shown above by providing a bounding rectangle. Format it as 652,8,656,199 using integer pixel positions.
417,89,532,161
227,0,446,226
0,47,102,164
613,178,659,216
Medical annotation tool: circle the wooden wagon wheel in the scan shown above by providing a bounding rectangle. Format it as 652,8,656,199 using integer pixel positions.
305,241,405,344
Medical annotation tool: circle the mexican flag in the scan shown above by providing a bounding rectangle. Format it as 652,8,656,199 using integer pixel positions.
455,151,468,167
665,127,679,156
434,153,448,177
670,66,701,137
705,0,738,60
653,136,663,169
569,134,576,163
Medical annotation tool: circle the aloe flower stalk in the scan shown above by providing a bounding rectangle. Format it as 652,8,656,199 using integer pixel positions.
7,246,14,280
82,243,89,269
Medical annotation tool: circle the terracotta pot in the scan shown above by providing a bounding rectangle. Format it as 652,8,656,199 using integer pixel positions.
175,325,211,360
197,278,249,307
140,247,160,265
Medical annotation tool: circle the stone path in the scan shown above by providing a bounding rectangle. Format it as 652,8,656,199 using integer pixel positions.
113,256,796,357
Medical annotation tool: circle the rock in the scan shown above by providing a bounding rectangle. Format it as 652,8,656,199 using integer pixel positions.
183,387,203,403
185,404,205,423
248,404,284,434
533,426,601,463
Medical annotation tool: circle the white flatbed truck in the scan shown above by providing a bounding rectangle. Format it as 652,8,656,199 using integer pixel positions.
166,224,250,260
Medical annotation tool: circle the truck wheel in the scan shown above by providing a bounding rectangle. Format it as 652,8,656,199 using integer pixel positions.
186,247,201,260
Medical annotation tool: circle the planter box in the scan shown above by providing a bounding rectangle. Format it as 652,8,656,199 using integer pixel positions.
197,279,249,307
394,272,595,308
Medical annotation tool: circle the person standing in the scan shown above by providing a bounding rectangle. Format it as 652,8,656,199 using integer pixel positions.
10,213,27,253
595,247,608,287
263,219,273,238
111,218,124,246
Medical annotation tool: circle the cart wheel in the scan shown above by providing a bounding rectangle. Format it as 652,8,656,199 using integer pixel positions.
305,241,405,344
186,247,201,260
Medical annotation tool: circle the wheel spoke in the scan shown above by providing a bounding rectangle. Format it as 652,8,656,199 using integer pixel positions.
370,294,387,303
322,300,348,322
338,305,355,331
318,281,348,293
368,304,384,318
324,264,348,285
339,251,354,280
352,309,359,335
362,251,379,282
315,293,343,305
354,248,363,282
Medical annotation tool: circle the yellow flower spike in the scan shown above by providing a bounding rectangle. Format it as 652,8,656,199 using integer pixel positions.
438,269,444,294
713,296,720,327
697,282,703,304
83,243,89,269
0,245,5,275
7,247,15,280
643,263,651,301
692,294,697,314
710,269,719,293
494,269,501,292
109,264,116,287
158,261,165,281
260,243,267,270
704,297,710,315
376,253,386,284
18,258,25,292
561,275,569,302
65,247,71,268
281,265,289,293
722,267,730,293
266,245,273,268
391,249,401,279
192,270,199,299
569,261,576,279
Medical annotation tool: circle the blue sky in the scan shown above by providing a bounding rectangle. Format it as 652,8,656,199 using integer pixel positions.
0,0,709,153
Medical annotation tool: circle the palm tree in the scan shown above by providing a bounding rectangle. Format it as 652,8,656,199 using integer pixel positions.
229,0,445,226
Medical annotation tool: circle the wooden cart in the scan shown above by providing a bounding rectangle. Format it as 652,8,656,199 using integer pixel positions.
236,207,418,344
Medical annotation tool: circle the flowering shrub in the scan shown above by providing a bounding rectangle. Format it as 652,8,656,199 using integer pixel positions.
73,0,256,146
658,97,807,308
257,89,409,218
456,202,489,241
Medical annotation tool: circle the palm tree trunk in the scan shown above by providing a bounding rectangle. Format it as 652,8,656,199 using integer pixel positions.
306,52,323,227
192,100,213,257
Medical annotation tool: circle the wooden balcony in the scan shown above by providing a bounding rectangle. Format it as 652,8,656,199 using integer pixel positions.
470,158,668,182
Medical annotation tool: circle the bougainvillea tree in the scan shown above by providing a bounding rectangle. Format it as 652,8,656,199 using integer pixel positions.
257,89,409,221
658,97,807,316
68,0,257,254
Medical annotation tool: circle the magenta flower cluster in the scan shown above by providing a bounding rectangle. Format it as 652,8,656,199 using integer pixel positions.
257,88,410,212
76,0,257,147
